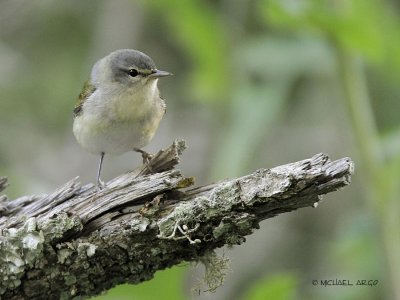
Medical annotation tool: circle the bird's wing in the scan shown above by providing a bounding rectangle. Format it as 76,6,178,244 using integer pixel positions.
73,80,96,117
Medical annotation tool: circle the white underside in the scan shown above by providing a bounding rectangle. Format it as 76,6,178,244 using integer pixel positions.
73,81,164,155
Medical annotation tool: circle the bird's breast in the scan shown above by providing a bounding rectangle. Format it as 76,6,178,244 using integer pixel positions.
111,85,156,121
73,84,165,155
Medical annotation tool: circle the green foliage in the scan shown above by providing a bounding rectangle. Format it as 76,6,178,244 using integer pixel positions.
260,1,400,299
209,36,334,179
0,2,93,132
262,0,400,63
142,0,230,102
242,272,298,300
331,212,381,275
93,266,186,300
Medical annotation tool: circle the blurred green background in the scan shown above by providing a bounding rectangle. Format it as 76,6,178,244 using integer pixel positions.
1,0,399,299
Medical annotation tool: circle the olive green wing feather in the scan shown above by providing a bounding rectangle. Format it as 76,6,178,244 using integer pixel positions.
73,80,96,117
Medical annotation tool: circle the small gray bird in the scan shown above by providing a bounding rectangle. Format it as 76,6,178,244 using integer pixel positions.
73,49,171,189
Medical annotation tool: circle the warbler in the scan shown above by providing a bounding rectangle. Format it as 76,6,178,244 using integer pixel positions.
73,49,172,189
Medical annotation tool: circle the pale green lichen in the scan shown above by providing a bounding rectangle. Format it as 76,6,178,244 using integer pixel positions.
157,200,201,237
0,217,45,295
77,242,97,257
22,231,44,265
57,248,74,264
213,218,249,245
212,220,230,240
130,217,150,232
0,214,85,296
157,181,255,246
64,274,77,286
206,183,239,212
22,232,43,250
192,251,231,294
86,244,97,257
38,213,83,242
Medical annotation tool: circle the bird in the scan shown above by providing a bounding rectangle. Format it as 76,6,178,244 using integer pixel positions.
73,49,172,189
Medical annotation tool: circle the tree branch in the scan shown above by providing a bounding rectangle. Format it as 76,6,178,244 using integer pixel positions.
0,140,354,299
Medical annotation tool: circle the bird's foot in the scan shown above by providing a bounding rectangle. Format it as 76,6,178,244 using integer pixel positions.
134,148,154,173
96,178,106,191
134,148,154,164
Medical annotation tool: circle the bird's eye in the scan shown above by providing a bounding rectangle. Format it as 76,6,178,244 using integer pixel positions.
128,69,139,77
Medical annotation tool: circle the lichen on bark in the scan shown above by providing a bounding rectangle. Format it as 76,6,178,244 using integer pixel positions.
0,141,354,299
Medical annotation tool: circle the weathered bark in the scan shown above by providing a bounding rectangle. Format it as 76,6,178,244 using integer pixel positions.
0,140,354,299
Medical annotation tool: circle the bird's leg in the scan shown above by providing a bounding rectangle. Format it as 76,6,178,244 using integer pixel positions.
134,148,154,172
96,152,106,190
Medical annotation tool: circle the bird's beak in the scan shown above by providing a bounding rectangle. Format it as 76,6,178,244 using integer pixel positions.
149,69,173,78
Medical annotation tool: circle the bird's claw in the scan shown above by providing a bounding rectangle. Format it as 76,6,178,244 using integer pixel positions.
134,148,153,164
134,148,154,173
